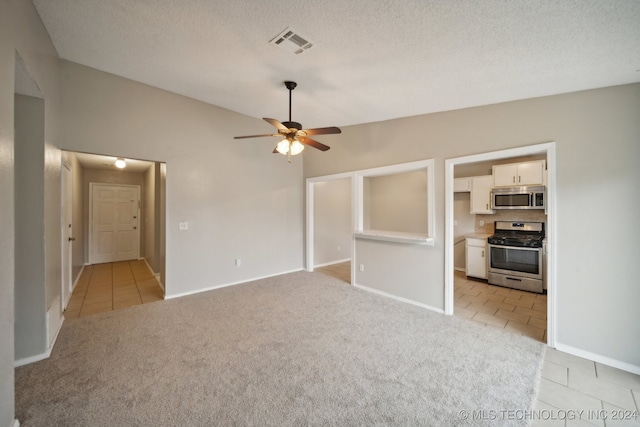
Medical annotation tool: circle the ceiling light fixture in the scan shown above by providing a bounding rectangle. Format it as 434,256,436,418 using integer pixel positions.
276,138,305,158
114,158,126,169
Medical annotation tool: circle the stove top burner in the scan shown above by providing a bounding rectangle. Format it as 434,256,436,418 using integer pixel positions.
488,221,545,248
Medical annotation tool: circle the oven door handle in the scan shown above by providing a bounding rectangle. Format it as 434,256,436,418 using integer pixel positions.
488,244,542,251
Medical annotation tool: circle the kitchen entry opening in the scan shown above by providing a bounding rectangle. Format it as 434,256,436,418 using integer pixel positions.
445,142,556,346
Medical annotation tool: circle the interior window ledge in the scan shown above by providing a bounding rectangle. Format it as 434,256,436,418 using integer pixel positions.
354,230,434,246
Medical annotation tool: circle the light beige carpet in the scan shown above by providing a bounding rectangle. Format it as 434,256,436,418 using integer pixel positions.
16,271,545,426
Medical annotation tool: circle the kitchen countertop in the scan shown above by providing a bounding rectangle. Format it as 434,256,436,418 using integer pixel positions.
465,232,492,239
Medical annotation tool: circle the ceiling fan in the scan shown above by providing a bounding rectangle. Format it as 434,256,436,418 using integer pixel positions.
234,81,341,162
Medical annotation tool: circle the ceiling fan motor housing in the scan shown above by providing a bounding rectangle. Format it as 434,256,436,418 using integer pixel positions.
282,121,302,130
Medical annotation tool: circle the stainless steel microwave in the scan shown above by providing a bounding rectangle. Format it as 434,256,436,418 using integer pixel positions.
491,185,545,210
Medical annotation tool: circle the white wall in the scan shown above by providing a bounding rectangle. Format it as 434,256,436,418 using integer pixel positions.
313,178,351,266
304,84,640,370
58,60,304,298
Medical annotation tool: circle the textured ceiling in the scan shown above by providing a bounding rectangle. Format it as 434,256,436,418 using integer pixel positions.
33,0,640,128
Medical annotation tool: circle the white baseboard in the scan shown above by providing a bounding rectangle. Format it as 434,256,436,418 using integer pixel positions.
165,268,304,300
14,347,52,368
454,267,466,272
554,342,640,375
71,264,85,292
141,258,165,290
313,258,351,269
353,283,445,314
15,315,64,368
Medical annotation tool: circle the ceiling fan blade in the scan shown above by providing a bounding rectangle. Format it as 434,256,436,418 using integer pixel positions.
299,136,330,151
234,134,280,139
263,118,289,132
301,126,342,136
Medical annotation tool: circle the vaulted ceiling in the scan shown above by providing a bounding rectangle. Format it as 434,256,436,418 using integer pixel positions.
33,0,640,129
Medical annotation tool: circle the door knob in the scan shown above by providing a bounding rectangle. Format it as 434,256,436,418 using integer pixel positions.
133,226,137,230
68,237,76,241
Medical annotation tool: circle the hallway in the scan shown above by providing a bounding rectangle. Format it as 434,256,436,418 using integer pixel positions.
64,260,164,318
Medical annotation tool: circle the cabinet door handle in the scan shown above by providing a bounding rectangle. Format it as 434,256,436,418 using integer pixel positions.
518,176,521,183
486,203,488,210
512,176,515,183
481,250,484,258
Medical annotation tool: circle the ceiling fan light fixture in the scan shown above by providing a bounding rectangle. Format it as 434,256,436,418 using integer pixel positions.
276,139,290,155
115,158,126,169
290,140,305,155
275,139,305,156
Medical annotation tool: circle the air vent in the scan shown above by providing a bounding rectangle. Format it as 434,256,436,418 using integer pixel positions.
269,27,313,55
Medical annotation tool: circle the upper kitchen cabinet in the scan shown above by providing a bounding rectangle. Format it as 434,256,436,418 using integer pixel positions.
493,160,546,187
454,177,471,192
470,175,494,214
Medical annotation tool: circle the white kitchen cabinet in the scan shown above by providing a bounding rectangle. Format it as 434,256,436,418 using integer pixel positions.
470,175,494,214
493,160,545,187
466,236,488,279
454,177,471,192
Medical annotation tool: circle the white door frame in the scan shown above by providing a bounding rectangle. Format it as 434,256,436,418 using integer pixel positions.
305,172,355,282
88,183,141,264
444,141,557,347
61,162,73,309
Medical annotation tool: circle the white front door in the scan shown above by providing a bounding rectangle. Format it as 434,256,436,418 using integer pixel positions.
61,163,73,308
90,183,140,264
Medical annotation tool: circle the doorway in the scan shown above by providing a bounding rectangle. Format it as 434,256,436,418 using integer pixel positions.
89,183,141,264
61,150,167,302
306,172,354,283
444,142,557,346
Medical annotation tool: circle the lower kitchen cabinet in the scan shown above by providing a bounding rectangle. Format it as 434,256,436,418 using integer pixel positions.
466,236,489,279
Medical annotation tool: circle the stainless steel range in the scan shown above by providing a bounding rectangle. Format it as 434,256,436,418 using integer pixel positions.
488,221,545,293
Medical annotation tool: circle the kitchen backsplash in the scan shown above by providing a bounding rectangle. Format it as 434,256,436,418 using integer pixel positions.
475,210,547,234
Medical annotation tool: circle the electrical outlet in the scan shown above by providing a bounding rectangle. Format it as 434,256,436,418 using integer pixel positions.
337,245,341,252
235,259,241,267
359,264,364,272
179,222,189,231
479,220,485,227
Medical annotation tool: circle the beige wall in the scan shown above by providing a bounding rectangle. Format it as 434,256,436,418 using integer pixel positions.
313,178,351,266
142,162,164,280
0,1,61,424
367,169,429,234
304,84,640,369
14,94,46,361
61,151,85,281
144,164,157,274
58,60,304,298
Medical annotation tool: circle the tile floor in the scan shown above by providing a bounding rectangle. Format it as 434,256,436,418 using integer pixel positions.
64,260,164,318
317,261,640,426
454,270,548,342
315,261,351,284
